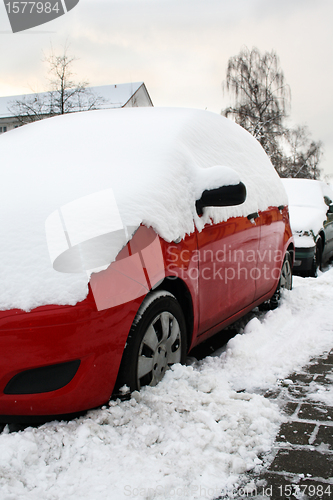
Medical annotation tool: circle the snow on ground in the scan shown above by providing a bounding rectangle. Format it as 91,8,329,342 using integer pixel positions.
1,269,333,500
308,384,333,406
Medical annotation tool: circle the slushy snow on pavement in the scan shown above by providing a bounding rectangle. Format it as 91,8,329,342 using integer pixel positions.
1,269,333,500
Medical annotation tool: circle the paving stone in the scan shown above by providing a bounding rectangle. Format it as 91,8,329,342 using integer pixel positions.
277,421,316,445
298,403,333,421
314,425,333,450
294,480,333,500
313,374,333,385
263,388,281,399
251,473,333,500
322,354,333,365
307,361,333,374
283,402,298,417
289,372,314,384
219,353,333,500
269,448,333,478
287,385,309,399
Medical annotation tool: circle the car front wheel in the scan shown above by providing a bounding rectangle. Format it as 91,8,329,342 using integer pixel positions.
114,291,187,394
311,237,322,277
269,251,293,309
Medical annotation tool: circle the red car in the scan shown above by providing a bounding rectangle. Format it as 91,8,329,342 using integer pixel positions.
0,108,294,421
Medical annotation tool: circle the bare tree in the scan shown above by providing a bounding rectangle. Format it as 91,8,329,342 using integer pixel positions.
7,93,52,125
222,47,291,164
280,126,323,179
222,47,324,178
8,45,104,125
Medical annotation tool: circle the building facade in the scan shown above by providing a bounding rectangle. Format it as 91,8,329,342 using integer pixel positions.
0,82,153,133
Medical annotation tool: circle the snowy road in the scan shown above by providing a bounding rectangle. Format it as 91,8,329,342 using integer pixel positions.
1,270,333,500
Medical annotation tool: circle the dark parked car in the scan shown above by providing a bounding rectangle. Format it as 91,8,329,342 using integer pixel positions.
282,178,333,276
0,108,294,421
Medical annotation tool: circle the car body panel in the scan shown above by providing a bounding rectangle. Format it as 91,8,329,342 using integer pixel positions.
196,214,259,333
323,210,333,259
0,293,141,416
0,214,293,418
255,206,288,299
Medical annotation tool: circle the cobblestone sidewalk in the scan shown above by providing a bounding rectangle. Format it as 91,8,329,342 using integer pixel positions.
225,349,333,499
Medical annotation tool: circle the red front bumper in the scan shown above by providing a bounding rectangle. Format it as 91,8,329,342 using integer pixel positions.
0,288,140,419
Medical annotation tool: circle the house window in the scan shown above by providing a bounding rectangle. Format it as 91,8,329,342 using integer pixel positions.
0,126,7,133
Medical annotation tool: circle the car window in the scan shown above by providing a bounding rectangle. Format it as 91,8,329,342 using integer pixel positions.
282,179,327,210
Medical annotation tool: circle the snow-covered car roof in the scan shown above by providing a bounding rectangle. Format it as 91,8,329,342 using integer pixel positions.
0,107,287,311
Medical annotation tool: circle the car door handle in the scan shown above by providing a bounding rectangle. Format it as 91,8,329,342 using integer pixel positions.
247,212,259,220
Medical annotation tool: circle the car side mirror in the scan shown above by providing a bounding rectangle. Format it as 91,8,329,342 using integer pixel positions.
196,182,247,216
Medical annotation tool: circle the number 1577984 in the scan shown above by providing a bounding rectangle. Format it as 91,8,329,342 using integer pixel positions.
5,2,60,14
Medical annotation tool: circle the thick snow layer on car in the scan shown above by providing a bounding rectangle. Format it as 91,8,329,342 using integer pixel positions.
282,178,328,209
0,107,287,311
1,269,333,499
282,178,333,248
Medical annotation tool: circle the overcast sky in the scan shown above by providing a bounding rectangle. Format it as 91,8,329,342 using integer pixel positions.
1,0,332,176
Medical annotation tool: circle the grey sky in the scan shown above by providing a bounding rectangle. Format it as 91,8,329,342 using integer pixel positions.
1,0,332,175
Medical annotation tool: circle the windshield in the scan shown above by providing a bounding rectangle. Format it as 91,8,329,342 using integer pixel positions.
282,179,326,209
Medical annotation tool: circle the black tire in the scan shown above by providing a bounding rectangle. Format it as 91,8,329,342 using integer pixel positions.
268,251,293,310
114,291,187,395
311,237,322,277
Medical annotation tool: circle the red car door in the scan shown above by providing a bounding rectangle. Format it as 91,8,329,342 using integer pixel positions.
255,207,286,300
196,214,260,336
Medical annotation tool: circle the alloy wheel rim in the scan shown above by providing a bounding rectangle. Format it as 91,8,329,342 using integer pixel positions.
137,312,182,388
280,258,292,290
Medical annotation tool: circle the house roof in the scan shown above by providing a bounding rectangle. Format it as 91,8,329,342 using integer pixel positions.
0,82,153,118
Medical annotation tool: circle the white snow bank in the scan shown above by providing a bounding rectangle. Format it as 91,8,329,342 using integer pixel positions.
207,269,333,393
0,371,280,500
0,107,286,311
1,269,333,500
308,384,333,406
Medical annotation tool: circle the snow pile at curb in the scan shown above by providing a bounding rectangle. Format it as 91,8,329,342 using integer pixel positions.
1,270,333,499
213,269,333,393
0,367,280,500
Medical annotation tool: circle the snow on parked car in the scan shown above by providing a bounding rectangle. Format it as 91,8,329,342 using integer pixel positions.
282,178,333,276
0,107,293,420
